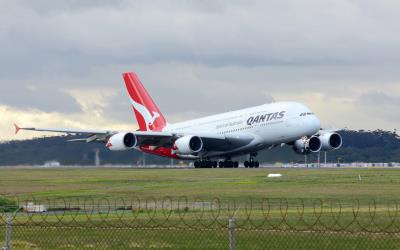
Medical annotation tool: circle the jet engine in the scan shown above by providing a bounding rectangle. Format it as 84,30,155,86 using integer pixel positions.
173,136,203,154
293,136,321,154
319,132,342,151
106,132,137,151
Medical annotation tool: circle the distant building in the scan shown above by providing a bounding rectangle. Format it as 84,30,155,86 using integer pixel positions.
22,202,47,213
43,160,61,167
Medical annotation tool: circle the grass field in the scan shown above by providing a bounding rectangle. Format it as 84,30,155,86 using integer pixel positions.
0,167,399,201
1,167,400,249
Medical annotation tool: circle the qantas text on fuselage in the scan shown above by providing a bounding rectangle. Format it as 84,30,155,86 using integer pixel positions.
246,111,286,126
15,72,342,168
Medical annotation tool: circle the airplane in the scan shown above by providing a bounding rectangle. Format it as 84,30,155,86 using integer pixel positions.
15,72,342,168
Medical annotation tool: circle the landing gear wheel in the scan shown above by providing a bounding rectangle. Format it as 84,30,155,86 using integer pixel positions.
249,161,254,168
245,152,259,169
215,160,239,168
195,160,216,168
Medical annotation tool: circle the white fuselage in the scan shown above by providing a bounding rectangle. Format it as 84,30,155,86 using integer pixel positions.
164,102,321,158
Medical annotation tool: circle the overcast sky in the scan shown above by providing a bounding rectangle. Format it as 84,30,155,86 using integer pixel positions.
1,0,400,140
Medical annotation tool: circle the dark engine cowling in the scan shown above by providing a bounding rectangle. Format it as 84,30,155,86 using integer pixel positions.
319,132,342,151
174,135,203,154
293,136,322,154
106,132,137,151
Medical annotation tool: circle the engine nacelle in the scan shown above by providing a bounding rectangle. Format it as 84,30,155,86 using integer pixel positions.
174,136,203,154
319,132,342,151
106,132,137,151
293,136,322,154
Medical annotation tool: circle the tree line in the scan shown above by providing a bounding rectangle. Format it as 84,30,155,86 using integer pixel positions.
0,130,399,166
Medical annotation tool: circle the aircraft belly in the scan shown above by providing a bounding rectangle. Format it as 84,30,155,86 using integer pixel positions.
203,134,264,158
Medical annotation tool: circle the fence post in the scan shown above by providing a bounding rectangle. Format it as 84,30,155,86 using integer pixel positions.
228,218,235,250
5,214,13,250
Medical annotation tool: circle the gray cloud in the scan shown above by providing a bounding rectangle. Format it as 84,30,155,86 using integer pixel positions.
2,0,400,76
16,0,127,14
0,0,400,132
355,91,400,124
0,82,81,113
360,91,400,106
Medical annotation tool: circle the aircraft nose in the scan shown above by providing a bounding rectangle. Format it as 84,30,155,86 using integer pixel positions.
301,113,321,135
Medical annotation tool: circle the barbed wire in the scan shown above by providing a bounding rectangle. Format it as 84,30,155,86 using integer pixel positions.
1,196,400,233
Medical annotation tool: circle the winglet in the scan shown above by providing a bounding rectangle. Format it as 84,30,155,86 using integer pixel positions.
14,123,21,135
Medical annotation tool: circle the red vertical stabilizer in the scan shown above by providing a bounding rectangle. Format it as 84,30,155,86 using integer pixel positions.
122,72,167,131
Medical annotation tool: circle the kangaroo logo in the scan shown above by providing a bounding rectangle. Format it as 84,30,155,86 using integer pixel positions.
130,98,160,130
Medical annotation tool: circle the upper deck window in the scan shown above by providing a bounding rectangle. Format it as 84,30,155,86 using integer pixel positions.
299,112,314,116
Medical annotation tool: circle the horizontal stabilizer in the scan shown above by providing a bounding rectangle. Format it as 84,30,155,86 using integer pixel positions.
14,123,21,134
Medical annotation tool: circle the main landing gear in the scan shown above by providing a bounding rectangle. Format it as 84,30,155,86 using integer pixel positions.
194,160,239,168
244,152,260,168
243,161,259,168
194,153,259,168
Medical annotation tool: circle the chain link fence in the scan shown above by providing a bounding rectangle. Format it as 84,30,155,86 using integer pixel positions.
1,196,400,249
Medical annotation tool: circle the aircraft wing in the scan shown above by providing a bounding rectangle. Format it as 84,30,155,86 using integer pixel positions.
14,124,254,150
131,131,254,150
133,131,255,153
14,123,119,143
15,125,115,135
14,124,176,145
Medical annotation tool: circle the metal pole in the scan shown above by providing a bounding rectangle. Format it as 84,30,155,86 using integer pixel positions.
229,218,235,250
304,154,308,168
5,215,12,250
94,148,100,166
324,151,327,166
